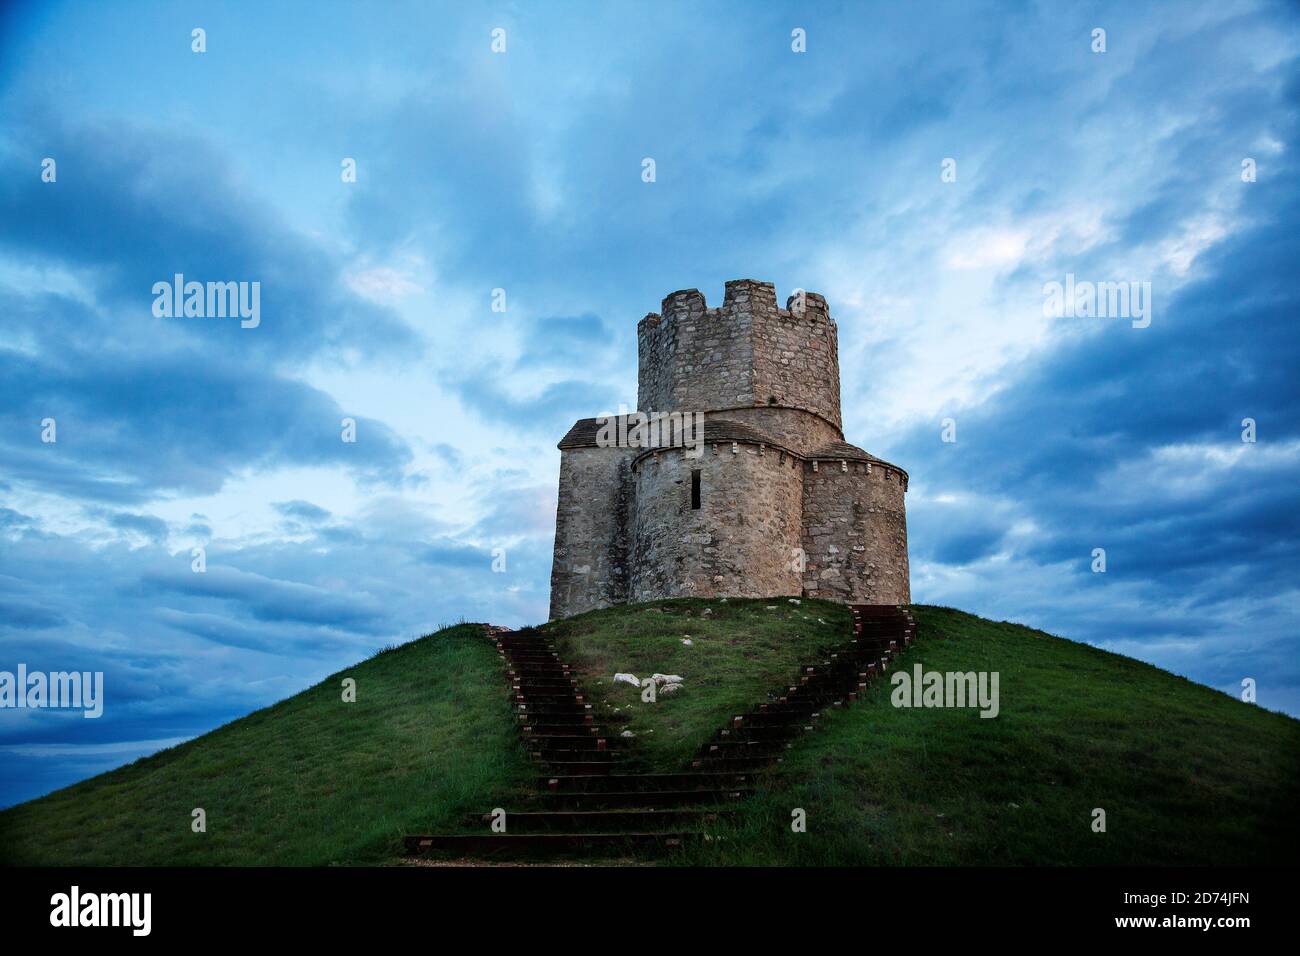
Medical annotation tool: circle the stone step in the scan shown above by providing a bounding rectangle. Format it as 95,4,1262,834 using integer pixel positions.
533,760,619,775
699,739,791,756
518,713,595,726
521,721,601,734
511,677,579,688
536,788,750,809
475,808,726,833
690,755,785,771
514,702,593,715
526,735,621,752
730,711,819,728
533,740,621,755
716,723,812,742
753,699,822,714
405,832,695,857
512,693,587,704
541,772,756,792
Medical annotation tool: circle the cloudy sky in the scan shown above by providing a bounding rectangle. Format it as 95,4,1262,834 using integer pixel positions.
1,0,1296,808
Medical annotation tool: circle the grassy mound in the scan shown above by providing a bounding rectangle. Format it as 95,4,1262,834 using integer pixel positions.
3,602,1296,866
0,624,530,866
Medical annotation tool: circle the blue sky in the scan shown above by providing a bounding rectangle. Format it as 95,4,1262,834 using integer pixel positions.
1,0,1297,808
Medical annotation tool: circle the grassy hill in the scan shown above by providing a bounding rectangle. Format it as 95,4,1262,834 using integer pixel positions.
2,601,1296,866
679,605,1300,865
0,624,532,865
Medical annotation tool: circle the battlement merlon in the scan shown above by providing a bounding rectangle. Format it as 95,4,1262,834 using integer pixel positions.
636,281,834,333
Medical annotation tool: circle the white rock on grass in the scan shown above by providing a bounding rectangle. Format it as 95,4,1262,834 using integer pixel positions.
651,673,684,684
621,730,636,738
765,605,778,610
660,683,684,696
682,638,693,646
788,598,801,605
613,672,639,687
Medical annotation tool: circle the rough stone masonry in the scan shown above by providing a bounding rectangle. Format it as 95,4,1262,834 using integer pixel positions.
549,279,909,620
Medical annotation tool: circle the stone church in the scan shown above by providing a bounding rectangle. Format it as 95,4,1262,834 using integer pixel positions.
548,279,910,620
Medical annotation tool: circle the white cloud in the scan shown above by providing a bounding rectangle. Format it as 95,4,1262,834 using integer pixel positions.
345,265,424,304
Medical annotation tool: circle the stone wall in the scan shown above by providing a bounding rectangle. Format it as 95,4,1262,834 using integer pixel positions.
637,287,753,414
750,288,842,430
800,460,910,605
712,405,842,457
549,445,636,619
630,442,803,602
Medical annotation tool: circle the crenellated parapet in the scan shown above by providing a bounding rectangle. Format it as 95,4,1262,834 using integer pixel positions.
637,280,842,431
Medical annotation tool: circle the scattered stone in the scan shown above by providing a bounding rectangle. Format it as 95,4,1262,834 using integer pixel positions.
788,598,801,605
613,672,639,687
682,638,693,646
621,730,636,738
660,683,683,696
765,605,778,610
652,673,684,684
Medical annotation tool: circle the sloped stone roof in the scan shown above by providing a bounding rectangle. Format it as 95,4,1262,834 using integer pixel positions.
808,440,882,463
558,415,779,451
809,440,908,477
559,417,907,478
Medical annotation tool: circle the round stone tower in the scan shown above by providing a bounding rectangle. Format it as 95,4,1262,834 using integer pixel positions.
549,280,910,619
629,420,805,603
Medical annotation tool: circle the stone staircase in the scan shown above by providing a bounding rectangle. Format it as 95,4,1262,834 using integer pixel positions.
403,604,914,861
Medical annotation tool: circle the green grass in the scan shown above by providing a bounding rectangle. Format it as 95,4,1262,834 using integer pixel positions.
676,606,1300,865
544,597,851,767
4,602,1296,866
0,623,531,866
